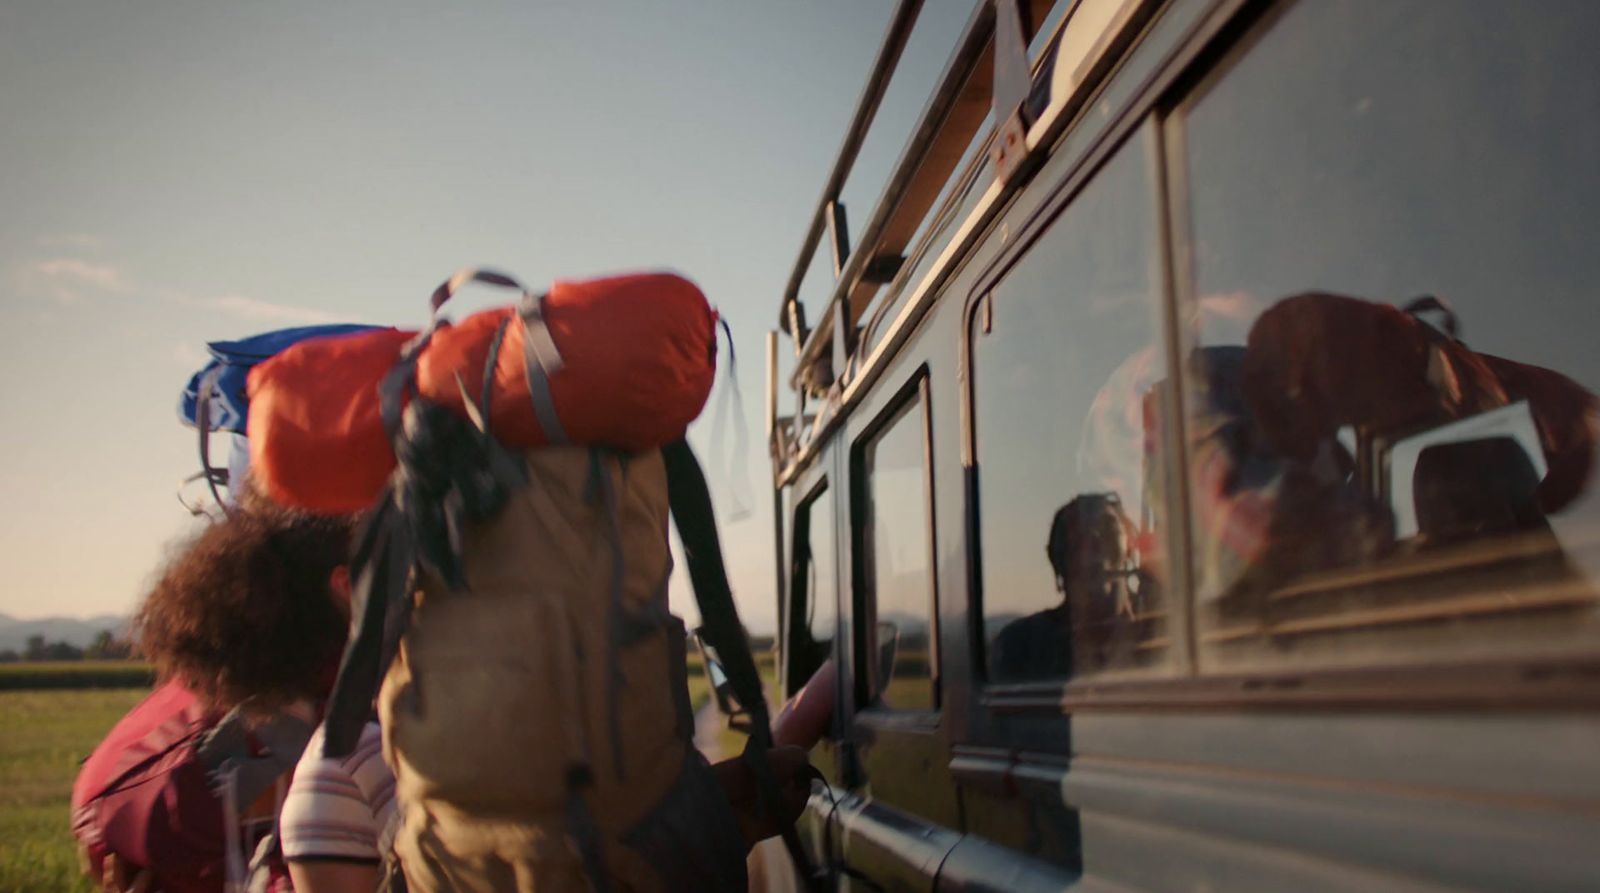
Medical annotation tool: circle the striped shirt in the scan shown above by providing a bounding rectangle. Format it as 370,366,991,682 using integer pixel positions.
280,721,397,864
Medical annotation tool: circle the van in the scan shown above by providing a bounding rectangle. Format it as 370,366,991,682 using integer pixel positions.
731,0,1600,890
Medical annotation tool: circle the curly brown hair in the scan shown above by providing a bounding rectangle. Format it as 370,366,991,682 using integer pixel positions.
136,506,355,713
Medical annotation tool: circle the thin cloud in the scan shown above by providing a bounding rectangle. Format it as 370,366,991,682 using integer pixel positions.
22,257,358,326
36,234,105,250
179,293,346,325
30,258,131,300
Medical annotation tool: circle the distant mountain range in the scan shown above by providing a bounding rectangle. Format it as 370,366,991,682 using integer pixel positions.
0,612,128,653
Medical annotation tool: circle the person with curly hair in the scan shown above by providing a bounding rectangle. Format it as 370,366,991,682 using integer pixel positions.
75,503,361,893
136,507,355,714
143,503,399,893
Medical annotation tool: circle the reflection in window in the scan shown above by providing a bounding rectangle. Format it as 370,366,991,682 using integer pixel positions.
1175,0,1600,670
860,390,936,710
788,483,836,697
974,134,1170,683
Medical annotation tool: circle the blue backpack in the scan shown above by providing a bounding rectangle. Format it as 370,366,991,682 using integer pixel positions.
179,324,376,511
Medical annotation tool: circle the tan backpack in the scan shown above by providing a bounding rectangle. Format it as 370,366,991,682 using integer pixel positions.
376,447,744,892
318,269,812,892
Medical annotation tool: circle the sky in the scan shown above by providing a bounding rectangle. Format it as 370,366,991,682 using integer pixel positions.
0,0,978,631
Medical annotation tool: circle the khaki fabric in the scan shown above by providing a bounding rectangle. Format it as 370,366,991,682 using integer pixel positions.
379,448,697,892
388,799,664,893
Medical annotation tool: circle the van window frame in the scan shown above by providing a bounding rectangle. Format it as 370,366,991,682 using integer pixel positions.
961,118,1189,708
1165,0,1600,676
963,120,1181,692
851,366,941,719
952,0,1600,717
785,477,836,699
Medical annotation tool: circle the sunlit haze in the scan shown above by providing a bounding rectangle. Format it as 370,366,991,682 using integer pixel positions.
0,1,977,631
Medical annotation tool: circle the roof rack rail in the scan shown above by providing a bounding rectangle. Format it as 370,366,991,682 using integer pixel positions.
777,0,1058,394
779,0,924,347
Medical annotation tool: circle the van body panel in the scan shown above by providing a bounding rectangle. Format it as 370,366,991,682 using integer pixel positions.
759,0,1600,889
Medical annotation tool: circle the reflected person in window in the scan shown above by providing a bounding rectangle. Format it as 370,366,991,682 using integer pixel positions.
992,494,1141,682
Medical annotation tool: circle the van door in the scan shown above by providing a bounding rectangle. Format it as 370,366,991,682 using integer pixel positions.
942,54,1183,889
830,371,963,891
753,470,843,893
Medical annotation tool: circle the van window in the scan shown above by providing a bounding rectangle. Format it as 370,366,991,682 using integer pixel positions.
857,382,937,711
788,482,836,697
1172,0,1600,671
972,132,1171,684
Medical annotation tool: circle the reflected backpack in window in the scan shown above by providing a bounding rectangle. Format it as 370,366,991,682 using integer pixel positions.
71,681,315,893
1195,292,1598,600
1471,351,1599,514
1239,292,1597,512
1188,343,1396,601
1238,293,1511,463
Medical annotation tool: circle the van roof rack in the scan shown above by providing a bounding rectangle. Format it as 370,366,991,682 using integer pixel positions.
777,0,1058,392
769,0,1156,482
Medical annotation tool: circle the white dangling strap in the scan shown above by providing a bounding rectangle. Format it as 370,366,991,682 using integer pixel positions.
706,317,753,522
220,766,248,893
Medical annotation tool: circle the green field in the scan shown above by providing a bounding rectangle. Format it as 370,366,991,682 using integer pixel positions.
0,688,149,893
0,652,780,892
0,661,153,691
689,654,784,760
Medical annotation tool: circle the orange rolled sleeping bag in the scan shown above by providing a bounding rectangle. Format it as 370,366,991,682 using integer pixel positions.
247,270,718,515
418,271,718,451
246,327,415,513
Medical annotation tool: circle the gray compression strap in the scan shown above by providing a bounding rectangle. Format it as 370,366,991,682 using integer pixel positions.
195,367,234,518
519,291,570,444
478,316,514,435
428,267,525,317
197,707,316,808
425,266,569,444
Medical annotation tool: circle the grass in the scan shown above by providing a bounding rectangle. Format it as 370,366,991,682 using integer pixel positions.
881,676,935,712
683,648,775,712
0,651,777,892
704,672,784,761
682,650,783,760
707,678,783,760
0,662,154,691
0,688,150,893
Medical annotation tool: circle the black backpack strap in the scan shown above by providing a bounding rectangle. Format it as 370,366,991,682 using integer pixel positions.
324,328,527,758
662,439,820,889
323,493,411,757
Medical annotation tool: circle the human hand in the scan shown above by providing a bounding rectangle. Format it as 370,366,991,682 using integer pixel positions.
79,848,151,893
773,660,836,751
712,745,816,850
